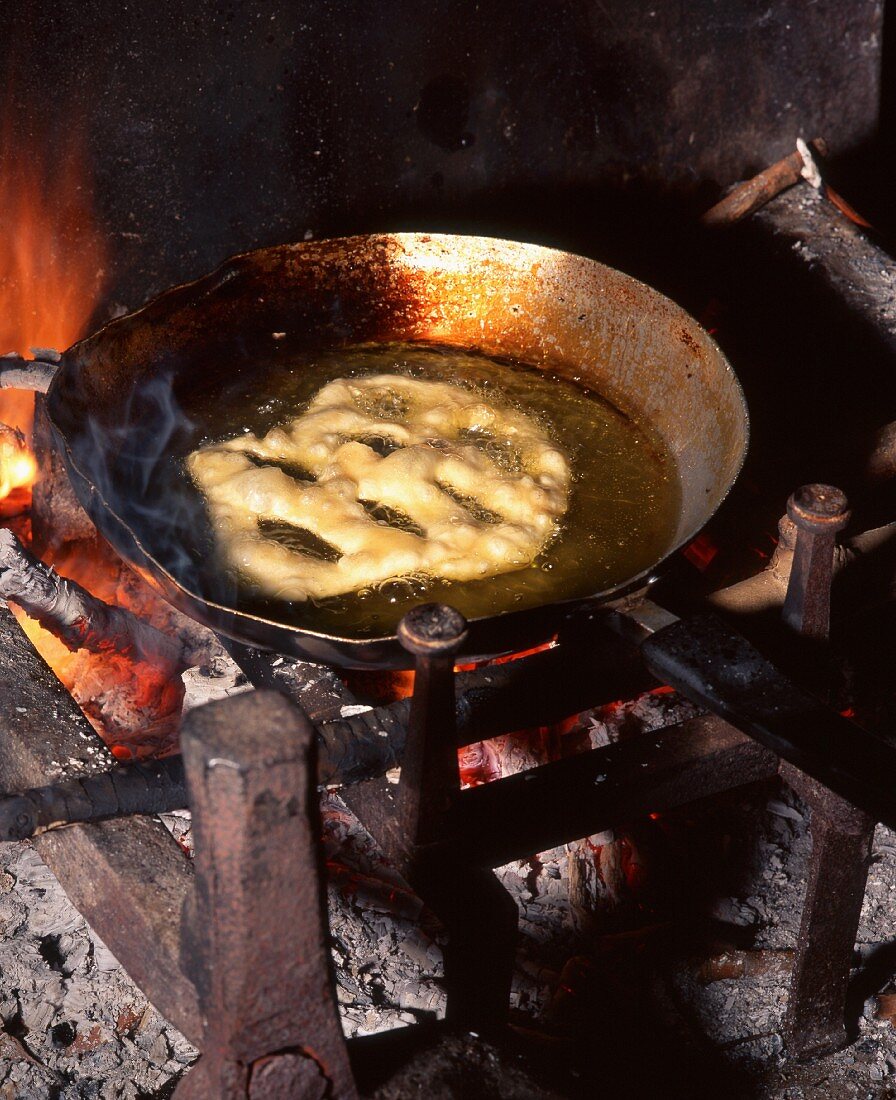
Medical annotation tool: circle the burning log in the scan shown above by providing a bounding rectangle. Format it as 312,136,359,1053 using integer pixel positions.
0,528,194,755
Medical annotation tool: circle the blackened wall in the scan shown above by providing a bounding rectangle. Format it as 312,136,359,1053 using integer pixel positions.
0,1,883,308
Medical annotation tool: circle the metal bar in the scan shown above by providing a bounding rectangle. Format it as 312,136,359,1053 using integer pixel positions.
382,604,518,1030
777,484,876,1058
632,609,896,829
454,714,778,868
394,604,469,851
700,141,824,228
175,690,357,1100
782,762,874,1058
0,614,640,839
236,621,654,789
0,756,186,840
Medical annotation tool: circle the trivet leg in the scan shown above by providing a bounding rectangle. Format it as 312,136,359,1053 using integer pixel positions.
412,851,519,1029
174,690,357,1100
377,605,517,1030
782,771,874,1059
778,485,874,1058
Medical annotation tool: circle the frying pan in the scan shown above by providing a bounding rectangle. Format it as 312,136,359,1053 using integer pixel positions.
20,233,896,828
43,233,748,668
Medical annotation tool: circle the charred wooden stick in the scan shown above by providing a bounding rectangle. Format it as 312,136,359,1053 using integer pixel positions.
0,529,191,673
701,138,826,227
0,353,58,393
0,757,187,840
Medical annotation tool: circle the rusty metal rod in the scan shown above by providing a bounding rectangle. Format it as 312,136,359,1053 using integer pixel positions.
701,138,826,227
175,690,357,1099
454,714,777,868
0,757,187,840
0,624,651,835
394,603,468,851
614,603,896,829
391,604,518,1029
240,624,654,788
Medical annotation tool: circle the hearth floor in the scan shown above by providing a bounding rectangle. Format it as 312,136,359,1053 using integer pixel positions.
0,768,896,1097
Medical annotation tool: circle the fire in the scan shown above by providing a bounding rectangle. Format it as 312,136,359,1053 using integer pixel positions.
13,537,187,759
682,532,719,572
0,98,106,448
0,425,35,501
0,100,172,757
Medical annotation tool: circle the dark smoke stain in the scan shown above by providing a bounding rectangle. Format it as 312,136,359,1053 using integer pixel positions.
416,74,475,152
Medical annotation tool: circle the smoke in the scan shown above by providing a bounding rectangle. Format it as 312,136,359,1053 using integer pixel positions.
71,367,228,605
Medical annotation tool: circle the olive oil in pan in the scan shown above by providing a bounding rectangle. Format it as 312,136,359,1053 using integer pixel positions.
177,343,680,637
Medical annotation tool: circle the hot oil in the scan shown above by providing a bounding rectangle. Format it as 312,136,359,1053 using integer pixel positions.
177,343,681,638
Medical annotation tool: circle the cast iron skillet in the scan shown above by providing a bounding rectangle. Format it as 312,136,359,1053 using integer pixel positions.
45,233,748,668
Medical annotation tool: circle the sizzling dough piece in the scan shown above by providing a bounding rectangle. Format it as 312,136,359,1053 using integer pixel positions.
187,373,570,601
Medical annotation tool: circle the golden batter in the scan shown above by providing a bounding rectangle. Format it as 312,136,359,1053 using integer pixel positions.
187,374,570,602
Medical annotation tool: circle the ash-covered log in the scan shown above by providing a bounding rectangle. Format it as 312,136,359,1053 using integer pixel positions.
0,352,57,393
0,529,202,755
0,528,195,672
0,598,201,1044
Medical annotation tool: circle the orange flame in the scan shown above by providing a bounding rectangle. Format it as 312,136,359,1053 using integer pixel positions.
0,427,35,500
0,102,181,757
0,102,106,448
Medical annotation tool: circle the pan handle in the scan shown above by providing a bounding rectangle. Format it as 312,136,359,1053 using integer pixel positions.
608,601,896,829
0,352,60,394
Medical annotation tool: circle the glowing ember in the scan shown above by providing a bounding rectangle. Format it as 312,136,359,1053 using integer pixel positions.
0,424,36,500
682,531,719,572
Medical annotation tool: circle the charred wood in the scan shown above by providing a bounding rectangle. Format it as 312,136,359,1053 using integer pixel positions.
566,831,629,934
0,529,206,754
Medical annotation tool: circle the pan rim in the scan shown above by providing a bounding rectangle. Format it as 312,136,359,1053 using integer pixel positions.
50,230,749,653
